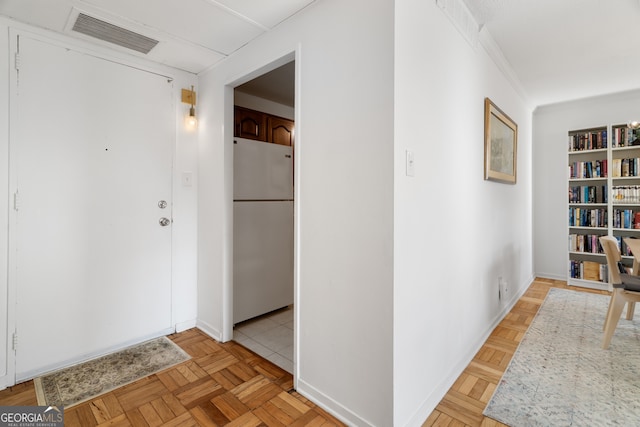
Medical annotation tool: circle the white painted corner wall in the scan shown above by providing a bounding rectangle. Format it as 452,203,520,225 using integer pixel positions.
198,0,534,425
393,1,534,425
197,0,394,425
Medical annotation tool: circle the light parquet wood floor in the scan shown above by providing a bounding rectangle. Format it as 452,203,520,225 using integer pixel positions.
422,277,610,427
0,278,610,426
0,328,345,426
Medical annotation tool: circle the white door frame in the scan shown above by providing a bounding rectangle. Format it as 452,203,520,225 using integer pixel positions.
4,28,22,389
222,49,301,384
5,28,179,384
0,25,13,390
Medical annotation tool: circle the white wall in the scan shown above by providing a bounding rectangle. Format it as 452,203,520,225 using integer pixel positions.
234,91,294,121
197,0,394,425
393,2,534,425
533,90,640,279
0,18,198,386
172,75,199,335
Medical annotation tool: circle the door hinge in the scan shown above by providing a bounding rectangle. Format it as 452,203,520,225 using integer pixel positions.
13,192,19,211
12,333,17,351
14,52,20,71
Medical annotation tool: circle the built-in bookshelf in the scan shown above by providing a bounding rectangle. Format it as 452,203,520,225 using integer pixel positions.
568,125,640,290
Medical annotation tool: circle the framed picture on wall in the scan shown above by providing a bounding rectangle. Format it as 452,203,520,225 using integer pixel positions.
484,97,518,184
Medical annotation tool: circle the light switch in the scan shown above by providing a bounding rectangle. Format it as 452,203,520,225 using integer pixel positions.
182,172,193,187
406,150,415,177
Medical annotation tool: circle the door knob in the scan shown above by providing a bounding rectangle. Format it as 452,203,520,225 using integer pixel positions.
159,217,171,227
158,200,167,209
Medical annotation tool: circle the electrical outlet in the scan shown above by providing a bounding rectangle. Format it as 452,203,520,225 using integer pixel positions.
498,276,508,301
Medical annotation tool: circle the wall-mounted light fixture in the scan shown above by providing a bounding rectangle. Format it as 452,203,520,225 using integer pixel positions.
182,85,197,129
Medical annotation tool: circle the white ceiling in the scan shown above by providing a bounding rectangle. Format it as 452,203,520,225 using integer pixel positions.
462,0,640,106
0,0,316,74
1,0,640,107
235,61,295,107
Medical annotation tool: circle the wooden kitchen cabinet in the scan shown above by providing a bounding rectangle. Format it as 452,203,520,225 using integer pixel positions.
235,106,294,146
267,116,294,146
235,106,266,141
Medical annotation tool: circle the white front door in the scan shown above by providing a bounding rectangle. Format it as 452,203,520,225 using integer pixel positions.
12,35,174,379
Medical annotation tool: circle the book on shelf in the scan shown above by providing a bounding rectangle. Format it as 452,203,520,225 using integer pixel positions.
612,185,640,203
568,207,607,227
616,157,640,177
583,261,600,281
568,233,604,253
569,159,607,178
568,130,607,151
613,158,620,177
610,158,640,177
569,259,607,282
612,208,639,229
614,127,626,147
614,126,640,147
568,185,607,203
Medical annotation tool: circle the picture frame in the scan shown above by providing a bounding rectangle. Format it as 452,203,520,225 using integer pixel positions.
484,97,518,184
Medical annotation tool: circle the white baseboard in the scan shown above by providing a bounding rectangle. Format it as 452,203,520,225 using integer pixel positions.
296,378,374,427
534,272,566,281
175,319,197,333
0,375,11,392
402,274,533,427
196,320,223,342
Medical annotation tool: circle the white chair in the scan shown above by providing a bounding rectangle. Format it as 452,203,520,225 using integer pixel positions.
599,236,640,349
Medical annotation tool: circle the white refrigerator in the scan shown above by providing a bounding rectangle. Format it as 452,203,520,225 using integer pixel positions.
233,137,294,324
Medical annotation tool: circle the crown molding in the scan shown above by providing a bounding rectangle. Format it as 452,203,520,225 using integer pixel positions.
478,26,533,109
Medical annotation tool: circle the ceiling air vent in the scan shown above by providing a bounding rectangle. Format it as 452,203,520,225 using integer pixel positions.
72,13,159,54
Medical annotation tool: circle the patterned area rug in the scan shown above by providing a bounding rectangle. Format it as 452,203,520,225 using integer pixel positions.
484,288,640,426
34,336,190,407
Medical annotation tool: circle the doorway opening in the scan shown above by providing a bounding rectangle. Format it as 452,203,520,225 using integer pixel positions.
230,59,296,375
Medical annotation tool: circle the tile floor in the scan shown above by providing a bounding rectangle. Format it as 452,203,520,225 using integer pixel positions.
233,305,294,374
